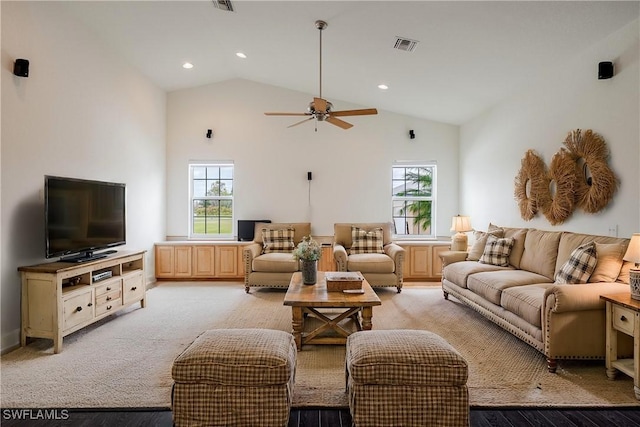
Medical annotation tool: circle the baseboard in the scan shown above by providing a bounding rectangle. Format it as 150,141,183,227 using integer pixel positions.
1,328,21,355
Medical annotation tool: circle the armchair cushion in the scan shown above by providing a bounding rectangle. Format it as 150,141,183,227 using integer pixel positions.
252,253,299,273
347,253,395,274
350,227,384,254
262,228,295,253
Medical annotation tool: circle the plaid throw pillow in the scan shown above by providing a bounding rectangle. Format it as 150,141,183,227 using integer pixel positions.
479,235,514,267
555,242,598,284
350,227,384,254
262,228,295,253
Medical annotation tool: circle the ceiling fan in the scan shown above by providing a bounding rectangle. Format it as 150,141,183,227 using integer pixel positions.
264,20,378,130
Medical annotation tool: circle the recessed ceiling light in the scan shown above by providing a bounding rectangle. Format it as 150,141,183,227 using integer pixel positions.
182,62,194,69
236,52,247,59
378,84,389,90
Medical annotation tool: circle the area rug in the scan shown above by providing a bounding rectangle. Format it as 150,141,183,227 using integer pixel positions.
1,282,638,409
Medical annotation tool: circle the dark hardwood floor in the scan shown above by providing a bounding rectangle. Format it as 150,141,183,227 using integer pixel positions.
2,407,640,426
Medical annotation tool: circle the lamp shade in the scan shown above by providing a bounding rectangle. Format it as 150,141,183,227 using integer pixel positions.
623,233,640,267
451,215,472,233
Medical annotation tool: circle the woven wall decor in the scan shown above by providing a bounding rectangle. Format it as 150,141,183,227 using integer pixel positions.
563,129,618,213
539,148,578,225
514,149,547,221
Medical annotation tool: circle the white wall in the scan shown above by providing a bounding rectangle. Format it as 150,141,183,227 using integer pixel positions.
460,18,640,237
0,2,167,351
166,79,460,238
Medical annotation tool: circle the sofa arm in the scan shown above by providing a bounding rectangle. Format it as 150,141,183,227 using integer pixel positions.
440,250,468,268
544,282,630,313
384,243,405,273
333,244,348,271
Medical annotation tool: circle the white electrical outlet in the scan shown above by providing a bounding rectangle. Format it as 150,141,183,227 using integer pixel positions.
608,225,618,237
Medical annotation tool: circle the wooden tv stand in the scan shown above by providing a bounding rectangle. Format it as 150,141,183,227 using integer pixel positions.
18,250,146,353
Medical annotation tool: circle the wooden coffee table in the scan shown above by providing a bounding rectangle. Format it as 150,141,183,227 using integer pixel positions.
283,271,381,350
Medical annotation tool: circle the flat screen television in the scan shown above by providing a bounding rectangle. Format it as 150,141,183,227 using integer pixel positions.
45,175,126,262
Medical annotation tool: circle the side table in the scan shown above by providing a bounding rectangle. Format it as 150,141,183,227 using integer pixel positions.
600,293,640,399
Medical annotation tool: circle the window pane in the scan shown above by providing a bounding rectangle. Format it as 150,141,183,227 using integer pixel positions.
219,180,233,195
193,166,206,179
206,179,219,196
193,180,207,197
220,166,233,180
392,165,435,237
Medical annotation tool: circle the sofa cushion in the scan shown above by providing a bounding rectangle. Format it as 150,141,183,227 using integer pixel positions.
350,227,384,254
519,229,562,280
589,243,626,283
467,270,552,305
252,253,299,273
262,228,295,253
555,242,597,284
348,253,395,274
555,232,629,276
503,228,528,269
618,261,632,284
443,261,512,289
501,284,555,328
467,228,504,261
479,236,514,267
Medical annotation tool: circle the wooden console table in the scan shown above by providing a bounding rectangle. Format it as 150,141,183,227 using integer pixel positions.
601,293,640,399
19,250,146,353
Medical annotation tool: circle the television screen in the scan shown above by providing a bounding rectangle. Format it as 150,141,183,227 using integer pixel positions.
45,176,126,262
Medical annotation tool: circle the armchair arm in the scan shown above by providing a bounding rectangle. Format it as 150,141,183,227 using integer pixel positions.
333,244,348,271
544,282,629,313
384,243,406,273
243,243,262,276
439,250,468,268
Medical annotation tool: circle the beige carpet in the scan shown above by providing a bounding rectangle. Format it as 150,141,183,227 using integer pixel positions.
1,282,638,409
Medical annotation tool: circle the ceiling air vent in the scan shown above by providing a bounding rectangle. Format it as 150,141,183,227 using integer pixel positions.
393,37,419,52
212,0,234,12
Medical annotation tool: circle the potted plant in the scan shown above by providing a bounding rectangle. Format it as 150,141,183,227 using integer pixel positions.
293,235,322,285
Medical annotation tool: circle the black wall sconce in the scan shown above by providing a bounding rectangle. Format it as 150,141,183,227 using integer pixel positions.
409,130,415,139
206,129,213,139
598,61,614,80
13,59,29,77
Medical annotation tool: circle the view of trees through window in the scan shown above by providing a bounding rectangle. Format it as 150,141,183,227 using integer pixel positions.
190,164,234,237
392,165,435,237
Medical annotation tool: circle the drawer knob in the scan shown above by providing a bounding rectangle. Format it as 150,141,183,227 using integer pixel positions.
76,306,82,312
88,303,93,307
106,287,111,291
106,296,112,301
131,287,137,291
107,305,112,310
621,315,627,322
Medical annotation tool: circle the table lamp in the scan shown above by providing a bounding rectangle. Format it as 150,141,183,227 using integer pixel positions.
450,215,472,252
623,233,640,300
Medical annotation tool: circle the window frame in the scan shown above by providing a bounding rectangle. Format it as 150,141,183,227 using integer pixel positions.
391,162,437,239
188,162,234,240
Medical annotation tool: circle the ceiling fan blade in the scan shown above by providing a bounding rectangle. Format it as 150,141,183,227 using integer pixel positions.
314,97,328,113
265,112,309,116
287,117,315,128
331,108,378,117
326,116,353,129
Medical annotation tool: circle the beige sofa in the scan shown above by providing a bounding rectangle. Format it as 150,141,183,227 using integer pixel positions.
243,222,311,293
333,222,405,293
441,225,633,372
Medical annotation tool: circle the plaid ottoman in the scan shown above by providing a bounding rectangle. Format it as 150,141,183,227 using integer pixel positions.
171,329,296,427
346,330,469,427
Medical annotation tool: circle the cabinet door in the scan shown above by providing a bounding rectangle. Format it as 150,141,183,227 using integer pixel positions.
431,245,449,279
174,246,193,277
193,246,216,277
319,246,336,271
409,246,431,277
215,246,239,277
62,290,94,331
155,246,175,278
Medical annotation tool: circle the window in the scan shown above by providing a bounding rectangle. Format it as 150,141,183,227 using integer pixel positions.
392,163,436,238
189,163,234,238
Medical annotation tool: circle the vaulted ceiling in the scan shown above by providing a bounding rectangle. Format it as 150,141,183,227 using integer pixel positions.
61,1,638,125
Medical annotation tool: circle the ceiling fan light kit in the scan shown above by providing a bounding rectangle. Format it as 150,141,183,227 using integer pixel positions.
264,20,377,130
